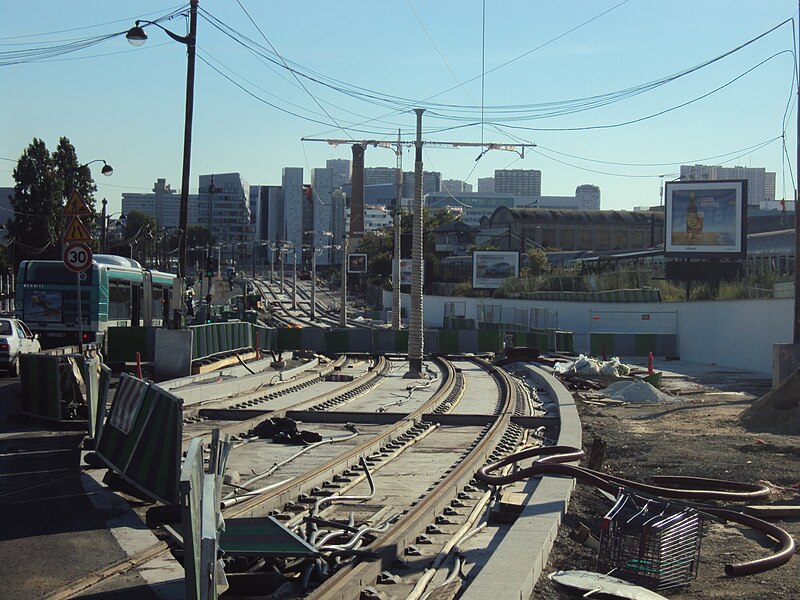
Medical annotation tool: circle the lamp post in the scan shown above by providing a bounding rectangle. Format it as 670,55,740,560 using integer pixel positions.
127,0,198,328
100,198,126,253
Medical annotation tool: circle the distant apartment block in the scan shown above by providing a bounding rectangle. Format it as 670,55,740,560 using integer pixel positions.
575,184,601,209
679,164,776,206
402,170,441,198
364,167,396,186
197,173,253,243
441,179,472,193
326,158,351,189
282,167,304,251
477,177,495,193
121,178,198,231
495,169,541,196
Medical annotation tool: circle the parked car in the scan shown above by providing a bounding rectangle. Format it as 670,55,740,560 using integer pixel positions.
0,318,41,376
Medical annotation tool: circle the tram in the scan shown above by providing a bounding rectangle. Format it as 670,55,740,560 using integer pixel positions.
15,254,176,348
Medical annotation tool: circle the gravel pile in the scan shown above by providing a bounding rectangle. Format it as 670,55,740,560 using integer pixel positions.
602,379,675,403
739,370,800,435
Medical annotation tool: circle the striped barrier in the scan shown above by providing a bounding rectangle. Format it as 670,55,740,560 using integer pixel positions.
95,374,183,504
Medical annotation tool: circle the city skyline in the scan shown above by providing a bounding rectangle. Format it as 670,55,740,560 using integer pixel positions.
1,1,797,216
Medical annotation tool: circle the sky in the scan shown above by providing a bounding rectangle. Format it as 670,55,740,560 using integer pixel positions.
1,1,798,215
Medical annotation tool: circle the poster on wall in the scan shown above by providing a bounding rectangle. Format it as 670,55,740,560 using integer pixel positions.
472,250,520,289
664,180,746,258
347,253,367,274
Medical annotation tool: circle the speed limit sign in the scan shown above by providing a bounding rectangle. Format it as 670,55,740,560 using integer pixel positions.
64,242,93,272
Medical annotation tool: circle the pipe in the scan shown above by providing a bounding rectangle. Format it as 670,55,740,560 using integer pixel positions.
474,445,794,576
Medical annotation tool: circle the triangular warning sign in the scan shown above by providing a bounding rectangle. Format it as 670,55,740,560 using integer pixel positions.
64,216,93,242
64,189,91,216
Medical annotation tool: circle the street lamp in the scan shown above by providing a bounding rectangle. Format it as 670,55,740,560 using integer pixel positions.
100,198,126,253
127,0,198,328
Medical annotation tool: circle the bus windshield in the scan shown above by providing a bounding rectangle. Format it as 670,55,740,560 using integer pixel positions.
25,263,95,285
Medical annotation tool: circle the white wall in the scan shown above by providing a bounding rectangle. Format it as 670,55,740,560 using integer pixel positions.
386,291,792,375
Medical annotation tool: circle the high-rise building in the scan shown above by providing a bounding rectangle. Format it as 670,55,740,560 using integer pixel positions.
402,170,441,198
575,184,601,209
326,158,351,189
364,167,396,186
311,168,336,266
477,177,495,193
281,167,304,252
679,164,776,206
122,178,198,230
197,173,253,243
441,179,472,193
495,169,541,196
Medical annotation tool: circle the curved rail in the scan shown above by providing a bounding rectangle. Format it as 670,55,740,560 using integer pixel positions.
305,356,519,599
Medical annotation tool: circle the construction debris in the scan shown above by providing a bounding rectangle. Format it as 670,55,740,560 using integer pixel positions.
602,380,675,404
739,369,800,435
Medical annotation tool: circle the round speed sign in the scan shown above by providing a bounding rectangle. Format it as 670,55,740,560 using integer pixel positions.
64,242,93,272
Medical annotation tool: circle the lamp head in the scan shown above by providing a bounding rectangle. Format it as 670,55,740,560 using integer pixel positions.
126,22,148,46
100,162,113,176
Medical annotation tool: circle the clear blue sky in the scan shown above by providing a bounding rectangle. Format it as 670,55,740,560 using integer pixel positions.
1,1,798,214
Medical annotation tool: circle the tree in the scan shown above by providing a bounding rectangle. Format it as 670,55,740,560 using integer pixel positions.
8,138,61,262
118,211,158,265
8,137,99,266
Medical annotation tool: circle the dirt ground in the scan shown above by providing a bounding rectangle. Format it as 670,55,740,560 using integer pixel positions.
532,364,800,600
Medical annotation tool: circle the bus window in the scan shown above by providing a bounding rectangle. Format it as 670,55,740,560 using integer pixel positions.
108,281,132,321
131,283,141,326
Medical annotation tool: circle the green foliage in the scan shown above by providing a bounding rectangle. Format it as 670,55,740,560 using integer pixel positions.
7,137,99,266
115,210,159,264
522,247,550,277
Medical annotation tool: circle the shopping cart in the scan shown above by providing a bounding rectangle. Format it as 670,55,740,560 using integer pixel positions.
597,490,703,591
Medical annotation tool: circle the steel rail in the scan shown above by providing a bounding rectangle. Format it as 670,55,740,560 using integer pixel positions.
224,355,457,520
305,356,518,600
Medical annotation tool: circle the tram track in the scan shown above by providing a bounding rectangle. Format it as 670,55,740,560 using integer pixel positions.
42,356,568,600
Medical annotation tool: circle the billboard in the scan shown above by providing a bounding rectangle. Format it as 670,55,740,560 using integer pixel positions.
347,253,367,274
473,250,520,289
24,290,63,322
664,180,746,258
394,258,422,287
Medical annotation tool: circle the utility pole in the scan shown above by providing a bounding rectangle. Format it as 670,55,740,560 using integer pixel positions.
795,0,800,344
393,129,403,331
408,109,425,377
303,126,534,370
340,193,348,328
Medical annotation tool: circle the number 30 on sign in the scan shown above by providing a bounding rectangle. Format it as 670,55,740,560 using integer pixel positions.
64,242,93,272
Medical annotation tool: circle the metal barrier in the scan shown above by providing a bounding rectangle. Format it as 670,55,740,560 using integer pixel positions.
190,321,254,362
95,373,184,504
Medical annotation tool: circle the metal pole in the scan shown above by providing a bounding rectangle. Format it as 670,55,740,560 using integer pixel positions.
77,272,83,354
270,245,274,284
393,129,402,331
251,240,256,278
101,198,107,254
311,246,317,321
174,0,198,327
280,246,285,289
340,194,347,328
291,250,297,311
408,108,425,377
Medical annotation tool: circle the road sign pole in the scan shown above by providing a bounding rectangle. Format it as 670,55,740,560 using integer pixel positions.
77,271,83,354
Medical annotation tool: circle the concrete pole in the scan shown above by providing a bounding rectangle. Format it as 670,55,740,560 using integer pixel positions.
408,109,425,377
393,129,402,331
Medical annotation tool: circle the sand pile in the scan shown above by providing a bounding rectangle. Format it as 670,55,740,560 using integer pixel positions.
602,379,674,403
739,370,800,435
